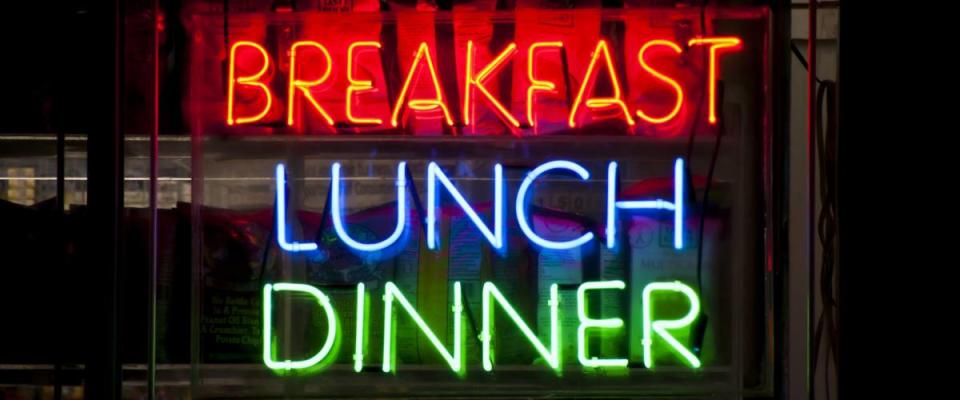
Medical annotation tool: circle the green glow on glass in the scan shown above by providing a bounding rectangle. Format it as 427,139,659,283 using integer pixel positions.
642,281,701,369
262,283,339,371
576,280,628,369
354,282,366,373
480,282,561,372
382,281,464,374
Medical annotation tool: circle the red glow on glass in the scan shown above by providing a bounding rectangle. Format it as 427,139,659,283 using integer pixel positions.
463,41,520,131
210,15,753,137
635,40,685,125
287,41,335,127
568,40,635,129
227,41,274,126
390,42,454,128
688,36,742,125
346,41,385,126
526,41,564,129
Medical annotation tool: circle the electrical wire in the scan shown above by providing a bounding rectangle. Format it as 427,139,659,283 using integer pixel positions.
812,80,838,400
674,0,715,360
683,0,711,296
258,199,275,286
684,0,709,197
792,41,839,400
791,42,823,85
696,82,725,298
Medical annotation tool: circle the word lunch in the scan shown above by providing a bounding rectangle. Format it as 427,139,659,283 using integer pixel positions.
274,158,686,255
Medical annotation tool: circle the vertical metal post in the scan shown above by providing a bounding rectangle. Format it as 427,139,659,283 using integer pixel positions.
57,135,65,212
55,120,65,400
807,1,818,400
85,0,124,398
771,1,792,398
190,64,205,393
835,5,844,399
148,0,161,399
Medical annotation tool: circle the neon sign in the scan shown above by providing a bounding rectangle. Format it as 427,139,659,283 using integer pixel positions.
224,36,741,134
265,158,695,374
185,8,769,383
264,280,700,374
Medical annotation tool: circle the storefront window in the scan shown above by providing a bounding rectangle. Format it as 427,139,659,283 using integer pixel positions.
177,3,773,398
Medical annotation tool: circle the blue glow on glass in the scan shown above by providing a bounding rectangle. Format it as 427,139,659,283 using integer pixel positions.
615,200,676,210
331,161,408,252
605,162,617,249
275,163,319,252
427,162,504,250
605,158,685,250
673,158,684,250
516,160,595,250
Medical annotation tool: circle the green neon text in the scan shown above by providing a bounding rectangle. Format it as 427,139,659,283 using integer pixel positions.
262,283,338,372
577,280,628,368
642,281,702,369
481,282,561,371
382,281,464,374
261,280,702,374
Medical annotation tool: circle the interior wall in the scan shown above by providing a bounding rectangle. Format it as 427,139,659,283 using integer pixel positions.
788,2,839,400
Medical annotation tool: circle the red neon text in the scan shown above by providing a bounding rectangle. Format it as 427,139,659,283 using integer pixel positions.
391,42,455,128
227,41,273,126
526,41,564,129
225,37,742,131
346,41,384,125
635,40,685,124
287,41,335,127
688,37,742,125
464,41,520,130
568,40,635,128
